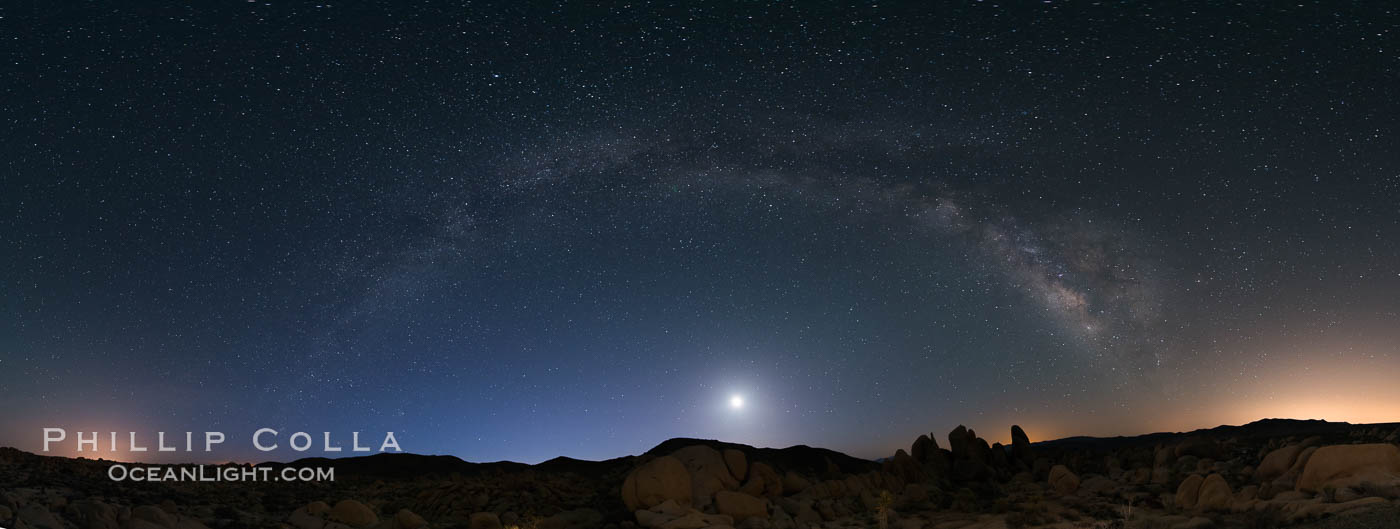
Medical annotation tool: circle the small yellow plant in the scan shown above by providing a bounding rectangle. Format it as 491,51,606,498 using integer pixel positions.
876,490,895,529
506,515,540,529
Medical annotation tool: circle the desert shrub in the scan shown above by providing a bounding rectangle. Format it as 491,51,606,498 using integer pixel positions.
949,487,979,512
1356,480,1400,499
503,515,541,529
1080,500,1121,521
377,500,408,517
922,486,946,509
1004,511,1032,528
213,505,240,519
990,497,1011,513
1004,503,1056,528
1130,517,1175,529
1240,507,1285,529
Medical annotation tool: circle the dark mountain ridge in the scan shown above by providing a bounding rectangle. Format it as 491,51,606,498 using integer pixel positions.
4,418,1395,479
1033,418,1400,451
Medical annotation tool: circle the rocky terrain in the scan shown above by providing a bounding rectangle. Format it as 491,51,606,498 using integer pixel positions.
3,419,1400,529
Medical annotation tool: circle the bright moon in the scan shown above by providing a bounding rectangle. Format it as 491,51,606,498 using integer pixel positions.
729,395,744,409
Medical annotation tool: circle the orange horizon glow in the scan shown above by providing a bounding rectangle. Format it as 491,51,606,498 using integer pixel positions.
16,340,1400,466
17,406,1400,466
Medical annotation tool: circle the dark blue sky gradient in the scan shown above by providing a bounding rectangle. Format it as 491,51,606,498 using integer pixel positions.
2,2,1398,464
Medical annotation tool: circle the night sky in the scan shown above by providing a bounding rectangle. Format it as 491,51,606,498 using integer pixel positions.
2,3,1398,465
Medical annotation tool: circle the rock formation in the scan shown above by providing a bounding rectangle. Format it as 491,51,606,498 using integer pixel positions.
3,419,1400,529
1010,424,1034,465
1296,443,1400,493
621,455,693,511
1048,464,1080,495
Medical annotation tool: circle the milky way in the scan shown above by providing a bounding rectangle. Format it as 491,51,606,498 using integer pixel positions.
499,123,1174,377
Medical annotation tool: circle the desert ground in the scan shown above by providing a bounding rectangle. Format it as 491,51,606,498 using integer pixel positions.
4,419,1400,529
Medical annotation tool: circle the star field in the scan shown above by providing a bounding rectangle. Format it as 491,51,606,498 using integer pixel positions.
1,2,1398,464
